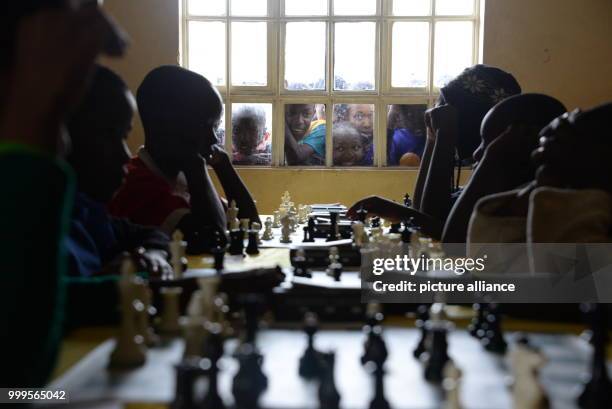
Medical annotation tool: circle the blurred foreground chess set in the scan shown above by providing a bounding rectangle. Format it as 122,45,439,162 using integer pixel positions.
48,192,612,409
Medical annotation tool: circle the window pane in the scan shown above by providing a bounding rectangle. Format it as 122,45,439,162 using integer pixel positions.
285,104,326,166
188,0,225,16
392,22,429,88
334,0,376,15
435,0,474,15
285,23,326,90
434,21,474,87
285,0,327,15
217,104,226,147
333,104,374,166
386,104,427,167
232,103,272,166
393,0,430,16
231,22,267,86
334,22,376,91
231,0,267,16
188,21,226,86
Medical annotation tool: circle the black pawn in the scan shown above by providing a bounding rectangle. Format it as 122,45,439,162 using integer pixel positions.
578,304,612,409
368,366,390,409
356,207,368,223
212,246,225,272
202,326,225,409
299,313,323,379
481,303,507,354
468,303,485,339
389,223,401,234
232,343,267,409
171,360,205,409
423,324,451,384
293,251,312,278
361,326,388,367
413,304,429,359
229,229,244,256
371,216,381,228
318,352,340,409
246,230,259,255
332,263,343,282
326,212,339,242
403,193,412,208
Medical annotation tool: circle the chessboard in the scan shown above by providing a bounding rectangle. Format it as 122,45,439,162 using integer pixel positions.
49,327,603,409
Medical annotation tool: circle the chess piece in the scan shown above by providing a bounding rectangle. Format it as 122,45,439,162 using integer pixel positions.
389,222,401,235
403,193,413,208
577,304,612,409
272,211,281,228
371,216,381,228
326,247,343,281
302,226,310,243
109,255,147,368
365,322,390,409
229,229,245,256
356,206,368,224
240,218,250,240
423,304,453,384
137,285,159,347
232,343,268,409
252,222,262,244
318,352,341,409
400,220,412,256
326,212,340,242
280,215,292,244
171,358,206,409
227,200,240,231
468,303,486,339
246,230,260,255
481,303,507,354
262,217,274,241
201,323,226,409
212,246,225,271
289,214,298,234
299,312,323,379
170,230,188,279
158,287,183,335
352,221,368,247
303,217,316,242
413,304,429,359
281,191,291,207
443,361,463,409
510,338,549,409
293,249,312,278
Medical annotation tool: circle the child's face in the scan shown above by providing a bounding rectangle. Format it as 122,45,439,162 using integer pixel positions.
348,104,374,139
334,131,365,166
286,104,315,140
233,117,262,155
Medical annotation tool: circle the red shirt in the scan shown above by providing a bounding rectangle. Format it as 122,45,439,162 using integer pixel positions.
109,149,190,233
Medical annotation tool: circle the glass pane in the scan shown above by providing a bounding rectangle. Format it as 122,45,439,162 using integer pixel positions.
285,23,326,90
393,0,430,16
285,0,327,15
231,22,267,86
216,104,226,147
334,0,376,15
188,21,226,86
434,21,474,87
231,0,267,16
333,104,374,166
392,22,429,88
436,0,474,15
231,103,272,166
285,104,326,166
334,22,376,91
386,104,427,167
188,0,225,15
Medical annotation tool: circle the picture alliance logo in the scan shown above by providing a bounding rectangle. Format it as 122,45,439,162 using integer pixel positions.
371,254,488,276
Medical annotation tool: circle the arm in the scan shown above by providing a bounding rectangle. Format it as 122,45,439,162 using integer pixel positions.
284,122,316,165
209,146,260,224
419,106,459,224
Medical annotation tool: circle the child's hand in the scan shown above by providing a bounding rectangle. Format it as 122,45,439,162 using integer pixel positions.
136,249,173,279
347,196,408,222
424,105,458,145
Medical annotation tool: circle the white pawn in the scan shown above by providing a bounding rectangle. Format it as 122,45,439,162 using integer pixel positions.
158,287,183,335
109,255,147,368
240,218,250,239
351,222,368,247
262,217,274,241
280,215,292,244
272,210,281,228
227,200,240,230
443,361,463,409
170,230,187,279
510,342,549,409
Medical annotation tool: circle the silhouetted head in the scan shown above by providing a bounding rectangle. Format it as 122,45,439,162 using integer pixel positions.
232,105,265,155
67,65,134,202
137,65,223,166
285,104,315,141
440,64,521,161
333,123,365,166
535,102,612,192
475,93,567,163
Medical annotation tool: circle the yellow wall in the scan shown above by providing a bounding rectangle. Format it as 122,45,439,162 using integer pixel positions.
101,0,612,213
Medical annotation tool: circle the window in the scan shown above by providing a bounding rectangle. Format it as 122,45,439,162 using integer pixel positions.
181,0,481,167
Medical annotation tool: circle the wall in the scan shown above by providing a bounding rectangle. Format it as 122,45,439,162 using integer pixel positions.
101,0,612,213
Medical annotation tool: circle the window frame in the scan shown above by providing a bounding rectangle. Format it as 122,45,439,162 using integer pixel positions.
180,0,482,168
